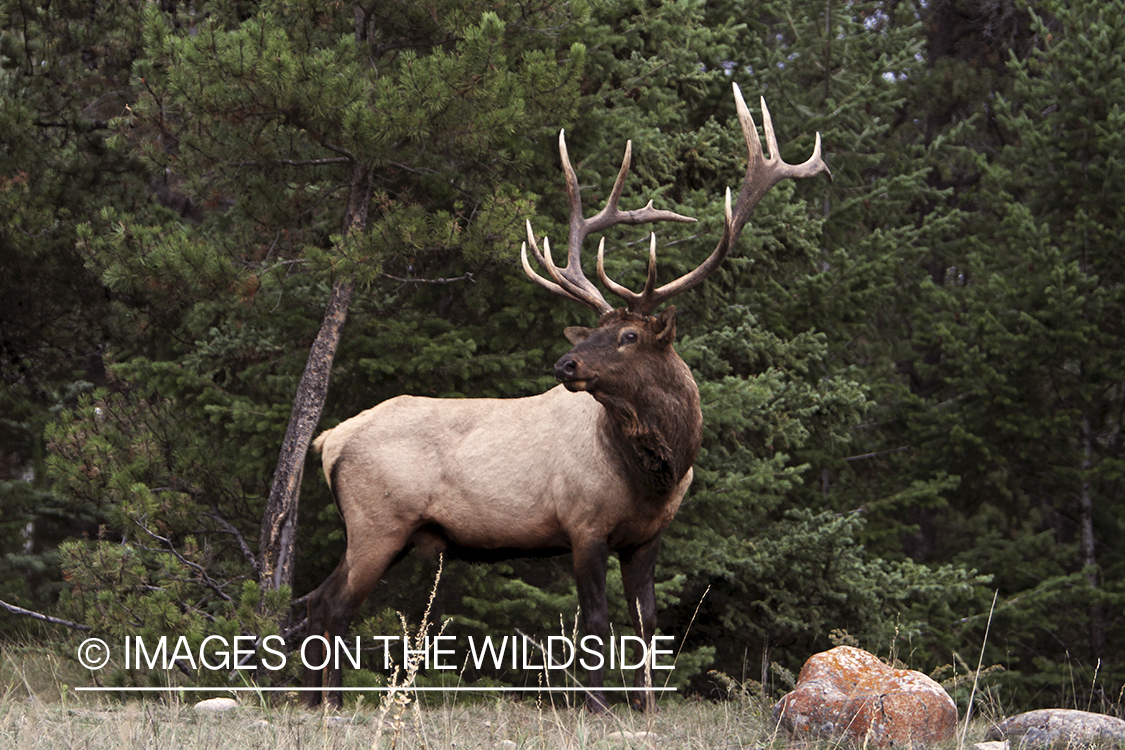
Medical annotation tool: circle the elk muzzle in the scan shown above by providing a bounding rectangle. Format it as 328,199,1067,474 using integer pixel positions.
554,353,595,391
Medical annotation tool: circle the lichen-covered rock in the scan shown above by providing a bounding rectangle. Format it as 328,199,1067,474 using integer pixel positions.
772,646,957,748
985,709,1125,749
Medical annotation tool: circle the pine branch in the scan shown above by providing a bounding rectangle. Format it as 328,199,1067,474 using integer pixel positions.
130,521,234,603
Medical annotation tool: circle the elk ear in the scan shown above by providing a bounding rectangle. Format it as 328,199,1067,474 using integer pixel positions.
564,326,594,345
653,306,677,345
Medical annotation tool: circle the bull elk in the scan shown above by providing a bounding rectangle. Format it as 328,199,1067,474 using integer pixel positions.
301,83,829,710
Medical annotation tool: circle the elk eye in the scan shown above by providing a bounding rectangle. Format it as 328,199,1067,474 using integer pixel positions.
621,331,639,345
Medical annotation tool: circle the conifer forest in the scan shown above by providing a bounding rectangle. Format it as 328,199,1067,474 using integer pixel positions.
2,0,1123,711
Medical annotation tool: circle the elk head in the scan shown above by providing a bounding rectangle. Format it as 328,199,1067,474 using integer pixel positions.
555,306,678,393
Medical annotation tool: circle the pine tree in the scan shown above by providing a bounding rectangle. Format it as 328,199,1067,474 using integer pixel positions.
0,0,159,623
117,0,586,596
639,0,992,688
909,0,1125,705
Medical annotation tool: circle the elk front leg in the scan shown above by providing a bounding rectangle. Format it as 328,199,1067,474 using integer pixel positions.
573,540,610,712
620,536,661,712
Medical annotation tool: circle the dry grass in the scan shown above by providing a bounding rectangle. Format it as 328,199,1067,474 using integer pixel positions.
0,637,1004,750
0,689,1001,750
0,693,782,750
0,629,774,749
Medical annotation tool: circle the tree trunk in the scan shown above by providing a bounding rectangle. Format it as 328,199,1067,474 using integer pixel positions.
259,161,373,593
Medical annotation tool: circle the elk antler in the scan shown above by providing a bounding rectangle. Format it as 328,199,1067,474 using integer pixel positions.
521,132,696,316
522,82,831,317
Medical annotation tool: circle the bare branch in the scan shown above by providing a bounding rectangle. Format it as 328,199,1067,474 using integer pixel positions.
381,272,475,285
224,157,352,168
208,510,259,574
0,598,91,631
130,519,234,603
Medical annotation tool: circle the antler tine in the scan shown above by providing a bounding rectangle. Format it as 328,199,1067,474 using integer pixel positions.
761,98,826,176
597,234,658,308
629,82,832,315
521,219,613,315
520,231,566,300
761,97,780,163
724,89,832,231
584,138,635,237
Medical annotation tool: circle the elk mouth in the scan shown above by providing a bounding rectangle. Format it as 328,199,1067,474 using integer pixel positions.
560,376,596,392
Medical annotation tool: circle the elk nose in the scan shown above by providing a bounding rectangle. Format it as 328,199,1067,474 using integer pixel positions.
554,357,578,380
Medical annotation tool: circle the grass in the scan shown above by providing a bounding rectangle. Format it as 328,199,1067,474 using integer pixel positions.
0,691,771,749
0,638,1004,750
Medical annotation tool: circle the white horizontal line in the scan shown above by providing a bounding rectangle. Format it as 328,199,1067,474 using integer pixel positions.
74,686,676,693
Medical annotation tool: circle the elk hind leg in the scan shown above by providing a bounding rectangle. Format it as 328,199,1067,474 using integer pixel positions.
301,539,407,708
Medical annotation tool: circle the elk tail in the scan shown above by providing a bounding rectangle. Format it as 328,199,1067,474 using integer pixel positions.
312,428,332,455
311,427,339,496
310,427,344,516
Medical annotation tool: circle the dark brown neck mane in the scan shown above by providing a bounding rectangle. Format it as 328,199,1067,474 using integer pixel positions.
591,350,701,498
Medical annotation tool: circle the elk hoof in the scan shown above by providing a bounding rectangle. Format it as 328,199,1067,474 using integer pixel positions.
630,693,659,713
585,692,610,713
